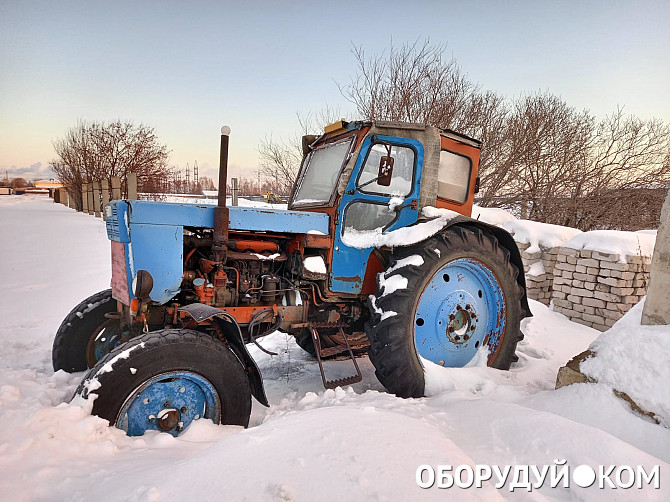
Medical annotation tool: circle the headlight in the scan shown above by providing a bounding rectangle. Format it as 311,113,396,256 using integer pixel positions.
132,270,154,299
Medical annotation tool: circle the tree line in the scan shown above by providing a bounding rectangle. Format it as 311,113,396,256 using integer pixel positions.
260,40,670,231
51,40,669,230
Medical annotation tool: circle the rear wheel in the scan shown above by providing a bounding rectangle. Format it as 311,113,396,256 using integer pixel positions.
52,289,119,372
366,225,524,398
77,329,252,436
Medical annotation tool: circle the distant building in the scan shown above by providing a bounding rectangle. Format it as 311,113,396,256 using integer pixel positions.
35,180,65,190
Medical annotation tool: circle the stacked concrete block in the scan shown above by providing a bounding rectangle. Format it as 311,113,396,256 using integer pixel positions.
551,248,651,331
516,242,561,306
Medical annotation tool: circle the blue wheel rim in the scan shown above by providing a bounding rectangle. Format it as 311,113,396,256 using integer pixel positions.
86,320,123,367
116,371,221,437
414,257,506,367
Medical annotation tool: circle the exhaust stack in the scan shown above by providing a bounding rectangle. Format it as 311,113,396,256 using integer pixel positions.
213,125,231,264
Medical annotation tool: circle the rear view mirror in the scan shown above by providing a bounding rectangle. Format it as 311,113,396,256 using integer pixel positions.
377,156,394,186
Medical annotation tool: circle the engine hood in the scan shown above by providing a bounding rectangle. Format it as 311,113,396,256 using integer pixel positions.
107,200,329,235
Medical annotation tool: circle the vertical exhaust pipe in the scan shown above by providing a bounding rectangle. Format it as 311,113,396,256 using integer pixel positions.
213,126,231,264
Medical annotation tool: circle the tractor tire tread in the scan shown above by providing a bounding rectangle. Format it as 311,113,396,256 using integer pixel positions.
365,225,524,398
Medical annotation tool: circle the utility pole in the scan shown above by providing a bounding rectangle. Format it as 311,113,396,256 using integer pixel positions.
193,160,199,187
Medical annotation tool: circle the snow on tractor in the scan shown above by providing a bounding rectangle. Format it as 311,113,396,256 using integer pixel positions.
53,120,531,436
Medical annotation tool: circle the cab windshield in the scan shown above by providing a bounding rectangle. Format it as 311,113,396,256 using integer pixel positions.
290,137,354,206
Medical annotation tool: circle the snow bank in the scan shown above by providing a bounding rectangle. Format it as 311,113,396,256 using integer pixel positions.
564,230,656,262
502,219,582,254
471,205,517,226
580,298,670,427
1,195,669,500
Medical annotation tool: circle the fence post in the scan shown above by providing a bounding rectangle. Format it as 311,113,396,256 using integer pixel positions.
92,182,101,217
87,184,94,215
111,177,122,200
127,172,138,200
231,177,238,206
102,179,111,219
82,184,89,213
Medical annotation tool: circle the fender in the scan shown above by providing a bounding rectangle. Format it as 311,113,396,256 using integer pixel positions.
380,214,532,319
178,303,269,407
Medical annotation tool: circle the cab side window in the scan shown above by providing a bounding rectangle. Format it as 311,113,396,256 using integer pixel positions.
358,143,415,197
438,150,471,203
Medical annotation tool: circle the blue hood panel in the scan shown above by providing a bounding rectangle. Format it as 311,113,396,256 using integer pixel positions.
121,200,329,234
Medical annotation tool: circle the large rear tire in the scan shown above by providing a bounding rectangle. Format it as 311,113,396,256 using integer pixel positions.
52,289,119,372
77,329,252,436
366,225,524,398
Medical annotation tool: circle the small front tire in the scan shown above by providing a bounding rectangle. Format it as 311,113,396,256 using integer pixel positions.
77,329,252,436
52,289,119,372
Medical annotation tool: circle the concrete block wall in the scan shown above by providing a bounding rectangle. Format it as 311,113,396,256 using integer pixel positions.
550,248,651,331
516,242,560,306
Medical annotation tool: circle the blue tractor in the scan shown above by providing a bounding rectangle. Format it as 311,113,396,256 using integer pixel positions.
53,120,530,436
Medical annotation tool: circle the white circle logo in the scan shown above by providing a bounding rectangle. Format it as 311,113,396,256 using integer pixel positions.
573,465,596,488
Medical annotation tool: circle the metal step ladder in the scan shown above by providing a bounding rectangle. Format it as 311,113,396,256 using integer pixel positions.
307,322,363,389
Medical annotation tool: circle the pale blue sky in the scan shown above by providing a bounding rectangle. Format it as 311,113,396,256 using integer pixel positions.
1,0,668,182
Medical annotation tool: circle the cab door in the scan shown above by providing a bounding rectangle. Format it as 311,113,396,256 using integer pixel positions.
330,134,424,294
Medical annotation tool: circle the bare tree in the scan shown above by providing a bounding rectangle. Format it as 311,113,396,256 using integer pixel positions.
199,176,216,191
564,109,670,230
340,40,477,126
258,107,342,195
10,177,29,188
51,120,171,209
342,39,670,230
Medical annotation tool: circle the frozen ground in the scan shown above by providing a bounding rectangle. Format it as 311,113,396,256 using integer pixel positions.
0,195,668,501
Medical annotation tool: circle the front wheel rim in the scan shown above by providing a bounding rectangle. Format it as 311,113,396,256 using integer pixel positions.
414,257,506,367
85,320,123,368
116,371,221,436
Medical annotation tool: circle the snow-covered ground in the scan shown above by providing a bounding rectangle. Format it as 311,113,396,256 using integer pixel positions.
0,195,668,501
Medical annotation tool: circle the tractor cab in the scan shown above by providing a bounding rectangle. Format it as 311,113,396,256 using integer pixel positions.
289,120,482,294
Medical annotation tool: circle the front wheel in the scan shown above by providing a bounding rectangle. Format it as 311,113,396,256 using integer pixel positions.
366,225,524,398
77,329,252,436
52,289,120,372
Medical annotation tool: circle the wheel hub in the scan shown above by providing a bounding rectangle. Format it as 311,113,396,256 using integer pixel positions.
156,408,181,431
446,305,476,344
